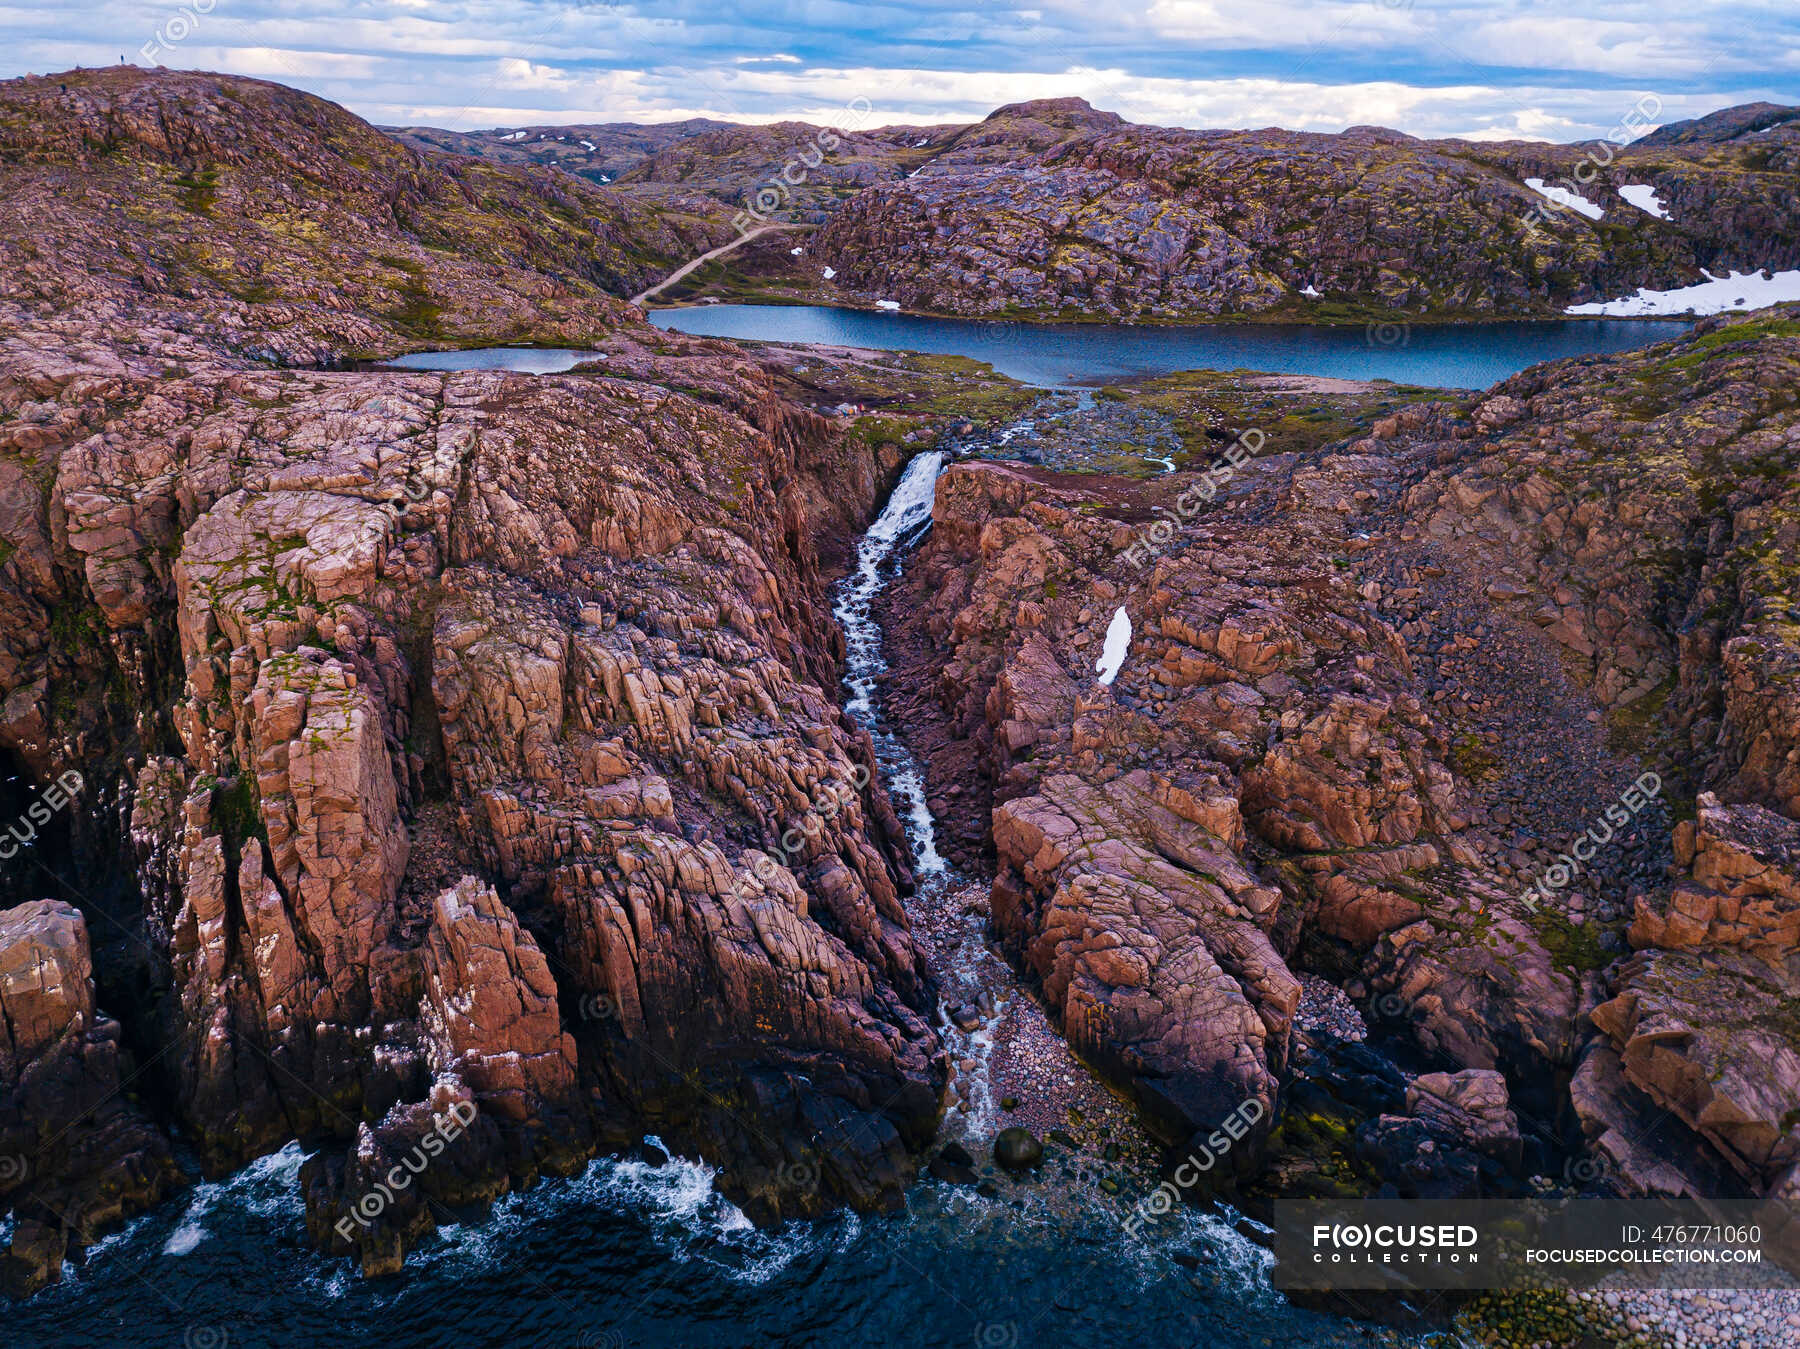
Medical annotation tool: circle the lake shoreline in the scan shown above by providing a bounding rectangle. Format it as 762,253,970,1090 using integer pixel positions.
647,305,1694,389
643,293,1701,328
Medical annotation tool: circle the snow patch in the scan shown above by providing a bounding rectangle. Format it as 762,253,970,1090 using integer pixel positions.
498,130,527,141
1096,608,1132,685
579,140,596,151
1618,184,1670,220
875,299,901,311
1566,268,1800,316
822,266,836,279
1300,284,1322,298
1525,177,1604,221
790,247,804,256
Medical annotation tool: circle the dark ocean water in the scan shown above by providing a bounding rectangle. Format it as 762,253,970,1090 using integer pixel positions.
8,1141,1428,1349
646,304,1687,389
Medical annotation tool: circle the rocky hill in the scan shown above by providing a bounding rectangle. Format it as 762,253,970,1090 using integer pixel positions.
0,67,939,1293
0,67,730,363
810,98,1800,320
880,307,1800,1207
386,117,737,184
390,114,959,226
615,119,955,216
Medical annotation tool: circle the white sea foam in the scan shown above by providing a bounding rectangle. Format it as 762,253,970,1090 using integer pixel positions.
162,1140,309,1256
413,1141,830,1288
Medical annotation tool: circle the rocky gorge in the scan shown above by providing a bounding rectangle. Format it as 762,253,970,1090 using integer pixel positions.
0,66,940,1294
878,307,1800,1222
2,62,1800,1349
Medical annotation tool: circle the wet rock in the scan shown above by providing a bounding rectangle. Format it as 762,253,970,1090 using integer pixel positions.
0,901,180,1296
994,1127,1044,1170
929,1149,980,1186
938,1141,975,1168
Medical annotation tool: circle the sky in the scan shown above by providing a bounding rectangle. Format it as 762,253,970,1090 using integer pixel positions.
4,1,1796,141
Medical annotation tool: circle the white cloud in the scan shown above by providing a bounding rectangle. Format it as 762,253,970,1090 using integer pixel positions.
2,0,1793,143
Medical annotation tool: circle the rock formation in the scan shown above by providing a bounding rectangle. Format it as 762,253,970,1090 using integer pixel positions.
883,308,1800,1201
0,66,943,1290
815,98,1800,319
0,901,180,1295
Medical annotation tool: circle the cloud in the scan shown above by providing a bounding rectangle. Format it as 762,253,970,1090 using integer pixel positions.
3,0,1793,140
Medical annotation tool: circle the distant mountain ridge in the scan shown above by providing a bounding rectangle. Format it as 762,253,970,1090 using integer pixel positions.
385,94,1799,320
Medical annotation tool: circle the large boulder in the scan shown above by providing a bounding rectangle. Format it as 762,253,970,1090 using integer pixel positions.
0,901,179,1296
1577,798,1800,1195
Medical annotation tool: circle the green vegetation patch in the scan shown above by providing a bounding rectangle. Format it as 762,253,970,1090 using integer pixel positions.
173,167,221,216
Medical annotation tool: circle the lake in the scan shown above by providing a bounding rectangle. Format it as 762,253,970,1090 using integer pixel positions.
647,304,1687,389
380,348,603,374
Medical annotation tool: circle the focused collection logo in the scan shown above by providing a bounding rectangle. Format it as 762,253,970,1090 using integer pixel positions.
1307,1222,1483,1266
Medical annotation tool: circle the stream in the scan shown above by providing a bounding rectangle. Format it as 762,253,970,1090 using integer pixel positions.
5,452,1435,1349
834,447,1008,1133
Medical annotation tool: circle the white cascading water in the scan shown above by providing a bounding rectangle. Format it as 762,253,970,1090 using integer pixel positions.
836,449,950,879
831,446,1282,1290
833,448,1009,1131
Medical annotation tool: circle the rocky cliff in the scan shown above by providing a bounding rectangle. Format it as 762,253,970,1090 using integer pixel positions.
0,67,942,1291
0,66,723,360
812,98,1800,319
5,63,1800,1302
881,308,1800,1201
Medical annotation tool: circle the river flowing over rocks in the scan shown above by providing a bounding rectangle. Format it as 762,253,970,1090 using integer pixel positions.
3,62,1800,1349
877,310,1800,1230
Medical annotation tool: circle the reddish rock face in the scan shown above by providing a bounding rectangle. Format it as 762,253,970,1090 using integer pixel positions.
0,66,940,1281
0,902,180,1295
816,109,1799,320
881,310,1800,1197
882,455,1582,1174
1572,797,1800,1198
1397,325,1800,821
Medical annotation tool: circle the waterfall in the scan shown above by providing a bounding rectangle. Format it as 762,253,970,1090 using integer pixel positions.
834,450,949,879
